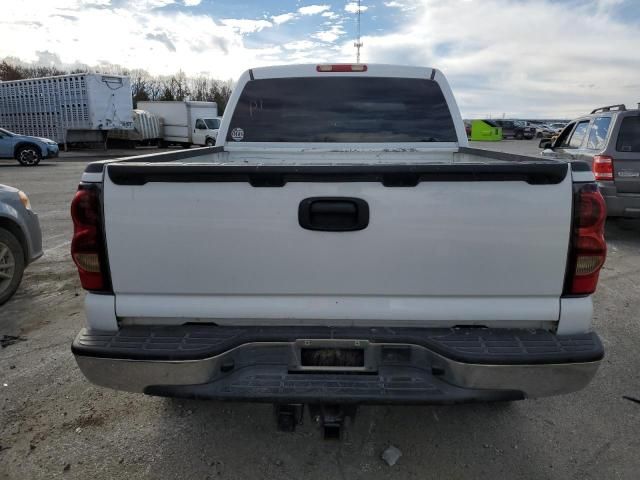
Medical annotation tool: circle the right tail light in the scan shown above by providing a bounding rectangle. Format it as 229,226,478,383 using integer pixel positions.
564,183,607,295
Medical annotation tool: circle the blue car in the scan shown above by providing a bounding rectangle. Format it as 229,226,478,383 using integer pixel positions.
0,128,59,166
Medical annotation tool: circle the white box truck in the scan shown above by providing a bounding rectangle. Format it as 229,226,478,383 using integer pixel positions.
0,73,133,145
137,100,220,147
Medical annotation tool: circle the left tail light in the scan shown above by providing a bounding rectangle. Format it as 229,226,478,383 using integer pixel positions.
71,185,111,292
564,183,607,295
593,155,614,181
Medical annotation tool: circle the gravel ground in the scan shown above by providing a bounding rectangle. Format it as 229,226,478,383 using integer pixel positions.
1,140,639,479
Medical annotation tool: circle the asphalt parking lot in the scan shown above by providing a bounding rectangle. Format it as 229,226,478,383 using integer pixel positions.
1,140,639,479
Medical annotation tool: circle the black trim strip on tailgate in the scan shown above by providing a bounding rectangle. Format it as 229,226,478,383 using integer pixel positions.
107,162,568,187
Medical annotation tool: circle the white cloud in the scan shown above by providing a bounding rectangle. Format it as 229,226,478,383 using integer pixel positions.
0,0,280,80
272,5,333,25
220,18,272,34
321,11,340,19
131,0,175,7
183,0,201,6
271,12,296,24
341,0,640,117
283,40,318,51
345,2,369,13
312,24,346,42
298,4,331,15
2,0,639,118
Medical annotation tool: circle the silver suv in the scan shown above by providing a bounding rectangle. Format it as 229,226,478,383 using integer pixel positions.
541,104,640,218
0,184,42,304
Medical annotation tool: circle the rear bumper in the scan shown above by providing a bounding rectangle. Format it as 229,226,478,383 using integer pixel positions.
72,326,603,403
599,183,640,217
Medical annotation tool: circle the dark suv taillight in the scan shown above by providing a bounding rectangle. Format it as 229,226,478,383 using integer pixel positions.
71,184,111,292
564,183,607,295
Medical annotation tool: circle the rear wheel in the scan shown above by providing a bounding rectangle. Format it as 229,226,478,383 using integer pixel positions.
0,228,25,305
515,131,524,140
181,143,191,149
16,145,41,166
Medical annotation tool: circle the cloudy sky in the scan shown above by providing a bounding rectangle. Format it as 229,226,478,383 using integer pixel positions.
2,0,639,118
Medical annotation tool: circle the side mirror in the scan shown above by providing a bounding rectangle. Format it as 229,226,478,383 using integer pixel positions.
539,139,553,149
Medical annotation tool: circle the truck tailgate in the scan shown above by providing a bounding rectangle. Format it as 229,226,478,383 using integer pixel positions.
103,162,572,326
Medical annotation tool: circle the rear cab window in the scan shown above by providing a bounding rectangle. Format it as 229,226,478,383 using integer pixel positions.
616,116,640,152
226,77,458,143
586,117,612,150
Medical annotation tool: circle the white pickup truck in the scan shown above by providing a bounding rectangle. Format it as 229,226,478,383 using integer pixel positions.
71,64,606,435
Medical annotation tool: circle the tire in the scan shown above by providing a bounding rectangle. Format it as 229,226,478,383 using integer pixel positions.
205,138,215,147
536,132,543,138
0,228,25,305
158,140,168,149
515,131,524,140
16,145,42,166
181,143,191,149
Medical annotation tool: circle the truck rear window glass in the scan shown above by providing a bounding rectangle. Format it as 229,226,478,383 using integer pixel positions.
226,77,457,143
586,117,612,150
616,116,640,152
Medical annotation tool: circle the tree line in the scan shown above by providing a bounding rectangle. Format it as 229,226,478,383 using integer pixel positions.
0,60,233,114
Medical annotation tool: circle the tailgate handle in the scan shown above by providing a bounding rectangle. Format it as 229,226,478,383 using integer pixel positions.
299,197,369,231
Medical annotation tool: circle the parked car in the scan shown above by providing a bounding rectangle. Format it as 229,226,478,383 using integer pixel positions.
549,122,567,133
0,128,59,166
485,119,535,139
71,64,606,437
541,104,639,219
535,123,556,138
0,184,42,304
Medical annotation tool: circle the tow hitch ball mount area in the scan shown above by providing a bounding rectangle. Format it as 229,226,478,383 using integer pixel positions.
275,404,358,440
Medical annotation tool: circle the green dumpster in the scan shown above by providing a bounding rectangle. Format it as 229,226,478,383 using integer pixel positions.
470,120,503,141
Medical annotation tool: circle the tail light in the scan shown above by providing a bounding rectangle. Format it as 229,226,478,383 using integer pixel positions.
316,64,368,72
564,183,607,295
593,155,613,181
71,185,111,292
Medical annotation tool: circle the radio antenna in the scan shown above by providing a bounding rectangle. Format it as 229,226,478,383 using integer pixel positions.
354,0,363,63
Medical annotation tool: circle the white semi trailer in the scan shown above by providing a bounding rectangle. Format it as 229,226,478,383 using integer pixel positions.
0,73,133,146
108,109,162,147
137,100,219,147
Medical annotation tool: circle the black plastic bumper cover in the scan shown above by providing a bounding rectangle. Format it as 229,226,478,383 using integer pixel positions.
72,325,603,365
